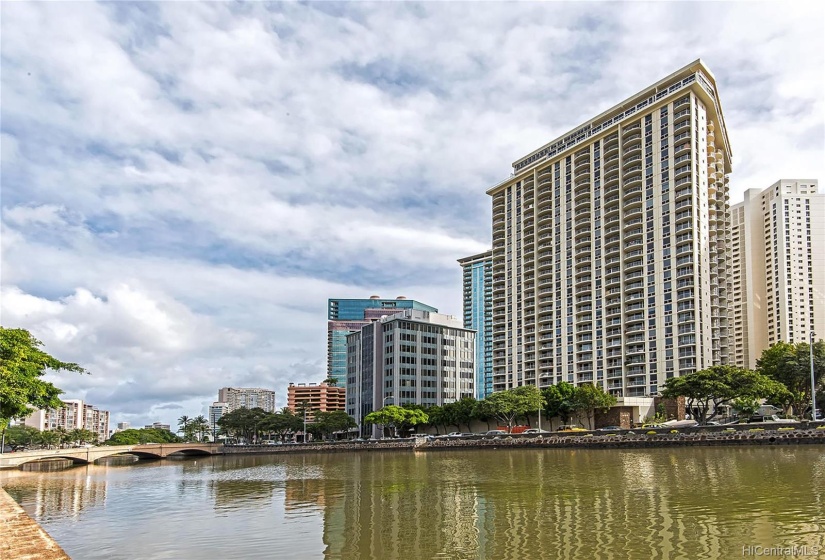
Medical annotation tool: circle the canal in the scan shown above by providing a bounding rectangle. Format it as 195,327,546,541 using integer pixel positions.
1,447,823,559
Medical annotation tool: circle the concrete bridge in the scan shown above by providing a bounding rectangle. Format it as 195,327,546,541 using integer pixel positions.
0,443,224,469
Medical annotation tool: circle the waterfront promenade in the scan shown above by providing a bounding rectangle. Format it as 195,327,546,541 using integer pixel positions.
0,487,69,560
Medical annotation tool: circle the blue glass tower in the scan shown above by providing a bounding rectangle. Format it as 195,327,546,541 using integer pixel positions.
458,251,493,399
327,296,438,383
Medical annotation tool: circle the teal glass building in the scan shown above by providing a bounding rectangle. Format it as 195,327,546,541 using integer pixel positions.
327,296,438,383
458,251,493,399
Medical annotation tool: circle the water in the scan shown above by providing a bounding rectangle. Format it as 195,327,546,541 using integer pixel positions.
1,447,824,559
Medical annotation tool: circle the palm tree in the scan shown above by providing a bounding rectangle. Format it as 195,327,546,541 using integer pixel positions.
177,415,191,438
193,415,209,441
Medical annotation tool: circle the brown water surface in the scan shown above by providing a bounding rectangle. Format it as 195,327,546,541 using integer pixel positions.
1,447,823,559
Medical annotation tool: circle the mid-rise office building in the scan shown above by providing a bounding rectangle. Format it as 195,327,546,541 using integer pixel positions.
22,399,110,442
287,382,346,422
487,60,732,399
144,422,171,431
327,296,438,383
218,387,277,413
346,309,475,437
731,179,823,368
458,250,493,399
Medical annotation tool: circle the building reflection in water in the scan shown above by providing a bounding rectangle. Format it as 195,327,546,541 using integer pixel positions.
1,465,107,522
277,448,825,560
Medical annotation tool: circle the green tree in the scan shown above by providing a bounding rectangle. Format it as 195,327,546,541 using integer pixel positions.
312,411,357,440
191,415,210,441
448,397,478,432
661,365,789,424
757,340,824,416
323,376,339,387
732,397,761,418
424,405,446,434
217,407,269,443
5,424,41,451
0,327,87,444
363,405,428,438
571,384,617,429
478,386,543,433
38,430,61,449
542,382,578,428
177,415,192,440
104,428,182,445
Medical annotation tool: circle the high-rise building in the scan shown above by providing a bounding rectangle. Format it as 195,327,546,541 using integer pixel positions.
327,296,438,383
208,402,229,434
487,60,732,400
287,382,346,422
21,399,110,442
346,309,475,438
458,250,493,399
217,387,277,413
731,179,823,368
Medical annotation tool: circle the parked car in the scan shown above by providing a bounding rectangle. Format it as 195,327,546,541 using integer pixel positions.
597,426,623,431
745,415,799,424
445,432,463,438
557,425,587,432
485,430,507,436
523,428,551,434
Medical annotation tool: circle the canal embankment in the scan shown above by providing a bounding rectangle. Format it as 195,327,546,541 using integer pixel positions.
0,487,70,560
223,425,825,455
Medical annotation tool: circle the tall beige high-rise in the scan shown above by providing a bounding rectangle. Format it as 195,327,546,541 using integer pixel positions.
487,60,732,399
731,180,823,368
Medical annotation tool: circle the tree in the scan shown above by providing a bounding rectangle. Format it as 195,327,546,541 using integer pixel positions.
448,397,478,432
38,430,61,449
217,407,269,443
177,415,192,440
323,376,339,387
312,411,357,440
571,384,617,429
363,405,428,438
757,340,824,416
192,415,210,441
732,397,760,418
5,425,41,451
477,386,543,433
0,327,87,444
104,428,182,445
661,365,789,424
542,382,578,428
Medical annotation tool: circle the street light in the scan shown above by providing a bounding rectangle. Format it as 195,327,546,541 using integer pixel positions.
811,331,818,422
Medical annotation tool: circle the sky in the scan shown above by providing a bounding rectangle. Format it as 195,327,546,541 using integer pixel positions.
1,2,823,431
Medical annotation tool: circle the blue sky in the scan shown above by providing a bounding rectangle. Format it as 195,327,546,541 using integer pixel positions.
1,2,823,429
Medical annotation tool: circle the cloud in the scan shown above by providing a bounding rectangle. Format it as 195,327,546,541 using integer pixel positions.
1,2,823,428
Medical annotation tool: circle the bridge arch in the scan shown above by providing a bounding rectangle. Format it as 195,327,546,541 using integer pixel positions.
166,449,214,457
18,455,91,467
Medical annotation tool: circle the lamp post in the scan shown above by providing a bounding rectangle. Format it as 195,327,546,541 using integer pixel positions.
303,407,307,444
811,331,818,422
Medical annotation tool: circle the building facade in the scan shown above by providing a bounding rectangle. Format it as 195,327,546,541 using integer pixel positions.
217,387,277,413
487,60,732,400
730,179,823,368
208,402,229,434
346,309,475,437
287,382,346,422
22,399,110,442
327,296,438,383
458,250,493,399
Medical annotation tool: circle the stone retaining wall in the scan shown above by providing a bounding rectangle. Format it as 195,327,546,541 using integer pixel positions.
418,428,825,450
220,428,825,455
0,487,70,560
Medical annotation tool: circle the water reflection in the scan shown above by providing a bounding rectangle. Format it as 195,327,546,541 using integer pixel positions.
2,465,107,522
0,447,822,560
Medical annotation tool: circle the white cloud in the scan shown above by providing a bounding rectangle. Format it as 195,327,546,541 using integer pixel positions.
1,1,823,427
